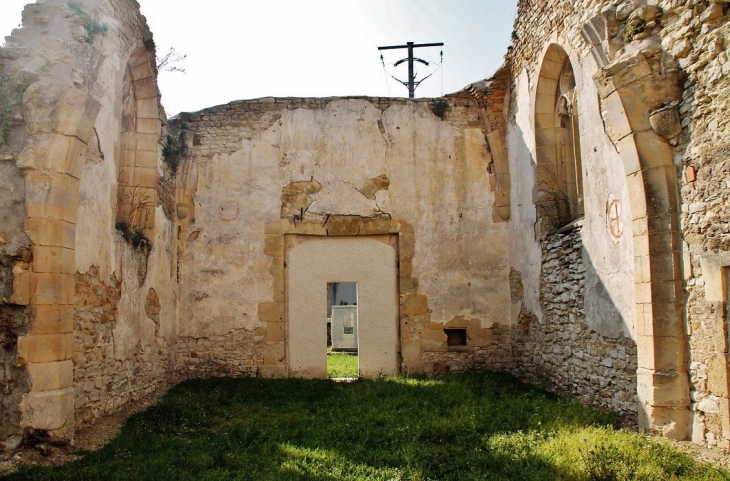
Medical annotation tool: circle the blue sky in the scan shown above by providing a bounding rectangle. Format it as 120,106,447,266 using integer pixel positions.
1,1,517,116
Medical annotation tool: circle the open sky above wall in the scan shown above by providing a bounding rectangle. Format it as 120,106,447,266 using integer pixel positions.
0,0,517,117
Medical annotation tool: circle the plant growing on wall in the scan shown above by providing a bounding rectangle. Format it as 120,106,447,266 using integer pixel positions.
432,99,449,119
621,18,646,43
68,2,108,44
115,173,154,251
162,134,183,176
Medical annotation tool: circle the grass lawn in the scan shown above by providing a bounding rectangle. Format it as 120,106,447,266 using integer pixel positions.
3,372,729,481
327,353,358,378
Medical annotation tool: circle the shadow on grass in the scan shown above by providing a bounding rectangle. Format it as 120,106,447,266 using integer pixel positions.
3,372,727,481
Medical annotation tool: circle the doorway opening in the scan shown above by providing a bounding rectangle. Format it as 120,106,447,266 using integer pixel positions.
327,282,359,378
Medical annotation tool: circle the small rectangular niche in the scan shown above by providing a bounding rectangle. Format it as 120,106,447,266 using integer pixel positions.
444,328,467,347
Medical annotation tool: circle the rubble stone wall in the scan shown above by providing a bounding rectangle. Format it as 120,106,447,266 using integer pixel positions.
512,228,639,419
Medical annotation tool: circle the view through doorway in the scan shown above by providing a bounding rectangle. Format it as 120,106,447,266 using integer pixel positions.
327,282,359,378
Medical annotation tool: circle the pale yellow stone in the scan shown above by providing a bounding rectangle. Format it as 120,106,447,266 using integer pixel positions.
27,360,73,391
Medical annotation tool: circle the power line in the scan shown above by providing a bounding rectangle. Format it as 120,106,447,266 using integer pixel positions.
377,41,444,98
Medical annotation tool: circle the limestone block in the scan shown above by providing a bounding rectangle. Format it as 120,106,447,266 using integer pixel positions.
265,322,285,342
398,232,415,257
649,106,682,139
132,77,157,100
635,302,680,337
258,302,283,322
294,222,326,236
17,333,73,365
137,133,159,152
638,404,690,440
637,368,691,406
22,387,74,431
601,91,633,143
272,274,285,302
136,98,158,119
25,218,76,249
33,246,75,275
263,342,285,365
128,49,151,68
326,216,361,235
53,88,101,144
264,219,295,234
135,150,157,169
121,133,137,152
401,294,428,316
359,217,391,235
18,133,85,178
707,357,729,398
309,181,378,217
699,252,730,302
25,172,80,224
9,262,33,305
399,255,413,278
401,339,421,363
130,60,153,81
636,335,684,371
137,118,161,136
469,328,493,348
389,216,414,233
130,167,158,189
264,234,284,257
32,273,75,305
32,305,74,334
28,360,73,391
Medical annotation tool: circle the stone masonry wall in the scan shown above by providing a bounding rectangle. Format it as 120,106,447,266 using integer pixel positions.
175,329,265,380
73,265,171,430
509,0,730,441
512,229,639,419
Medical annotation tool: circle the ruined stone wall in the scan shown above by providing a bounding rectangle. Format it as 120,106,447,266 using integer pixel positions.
511,228,638,419
508,0,730,443
0,0,176,441
171,93,511,377
665,1,730,449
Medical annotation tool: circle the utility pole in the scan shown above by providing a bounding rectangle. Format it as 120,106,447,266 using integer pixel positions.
378,41,444,98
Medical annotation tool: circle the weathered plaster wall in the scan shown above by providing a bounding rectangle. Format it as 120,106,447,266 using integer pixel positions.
172,94,511,377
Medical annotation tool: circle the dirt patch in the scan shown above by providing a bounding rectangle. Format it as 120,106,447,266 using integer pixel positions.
0,385,168,476
671,440,730,470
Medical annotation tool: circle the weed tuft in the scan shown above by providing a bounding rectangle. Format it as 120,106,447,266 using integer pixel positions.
432,99,449,119
68,2,108,44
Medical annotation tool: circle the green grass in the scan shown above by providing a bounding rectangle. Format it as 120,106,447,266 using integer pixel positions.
4,372,728,481
327,353,358,378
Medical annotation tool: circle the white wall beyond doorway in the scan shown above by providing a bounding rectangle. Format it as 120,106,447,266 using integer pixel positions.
288,236,398,378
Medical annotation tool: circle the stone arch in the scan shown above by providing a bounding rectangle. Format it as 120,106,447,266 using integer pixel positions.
534,44,584,231
115,46,162,241
583,18,689,438
14,84,102,439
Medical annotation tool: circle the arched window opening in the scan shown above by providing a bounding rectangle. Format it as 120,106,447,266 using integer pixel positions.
535,46,584,233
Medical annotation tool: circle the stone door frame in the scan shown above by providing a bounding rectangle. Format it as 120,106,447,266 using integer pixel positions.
258,215,416,378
